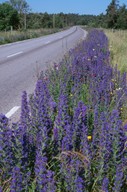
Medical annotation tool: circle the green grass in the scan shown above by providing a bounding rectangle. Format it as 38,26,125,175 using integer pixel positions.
104,29,127,73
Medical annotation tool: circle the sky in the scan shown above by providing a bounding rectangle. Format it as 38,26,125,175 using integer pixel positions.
0,0,127,15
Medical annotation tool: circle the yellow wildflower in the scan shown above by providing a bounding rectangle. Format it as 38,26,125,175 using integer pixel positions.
87,136,92,140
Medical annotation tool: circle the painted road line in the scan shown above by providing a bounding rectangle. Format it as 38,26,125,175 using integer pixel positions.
83,32,85,38
5,106,20,118
81,29,87,40
7,51,23,58
45,41,51,44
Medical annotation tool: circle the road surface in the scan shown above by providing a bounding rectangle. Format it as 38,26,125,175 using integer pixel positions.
0,26,87,120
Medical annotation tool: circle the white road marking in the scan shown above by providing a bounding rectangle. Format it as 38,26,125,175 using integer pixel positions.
81,29,87,40
45,41,51,44
7,51,23,58
5,106,20,118
83,33,87,38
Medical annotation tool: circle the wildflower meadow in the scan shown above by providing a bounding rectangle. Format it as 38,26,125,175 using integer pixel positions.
0,29,127,191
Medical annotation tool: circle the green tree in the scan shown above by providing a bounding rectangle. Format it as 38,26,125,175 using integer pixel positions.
41,12,52,28
117,4,127,29
106,0,119,28
9,0,30,29
0,3,19,30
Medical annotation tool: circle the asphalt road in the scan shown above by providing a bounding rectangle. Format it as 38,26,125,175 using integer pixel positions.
0,26,87,119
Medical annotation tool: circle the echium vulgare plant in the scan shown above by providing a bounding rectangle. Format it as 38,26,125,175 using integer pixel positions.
1,29,127,191
35,132,56,192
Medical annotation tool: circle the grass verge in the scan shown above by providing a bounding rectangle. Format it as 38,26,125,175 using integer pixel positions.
104,29,127,73
0,28,64,45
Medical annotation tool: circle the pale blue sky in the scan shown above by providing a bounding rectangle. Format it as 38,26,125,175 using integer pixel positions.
0,0,127,15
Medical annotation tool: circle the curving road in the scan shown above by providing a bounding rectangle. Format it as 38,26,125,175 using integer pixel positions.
0,26,87,119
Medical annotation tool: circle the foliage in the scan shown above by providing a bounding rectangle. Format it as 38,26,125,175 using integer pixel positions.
0,29,127,191
9,0,29,14
0,2,19,30
106,0,119,28
26,12,98,29
116,4,127,29
1,0,127,31
0,1,98,31
9,0,30,29
104,0,127,29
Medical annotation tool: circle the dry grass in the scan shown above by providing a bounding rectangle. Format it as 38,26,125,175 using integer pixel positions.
104,29,127,73
0,28,61,44
104,29,127,125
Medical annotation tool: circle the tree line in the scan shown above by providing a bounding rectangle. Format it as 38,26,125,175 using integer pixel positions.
0,0,127,31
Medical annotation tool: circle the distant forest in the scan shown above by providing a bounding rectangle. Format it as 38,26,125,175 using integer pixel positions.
0,0,127,30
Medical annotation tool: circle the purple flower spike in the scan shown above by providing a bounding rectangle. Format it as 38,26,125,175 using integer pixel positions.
75,176,84,192
20,91,30,133
102,177,109,192
10,166,23,192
